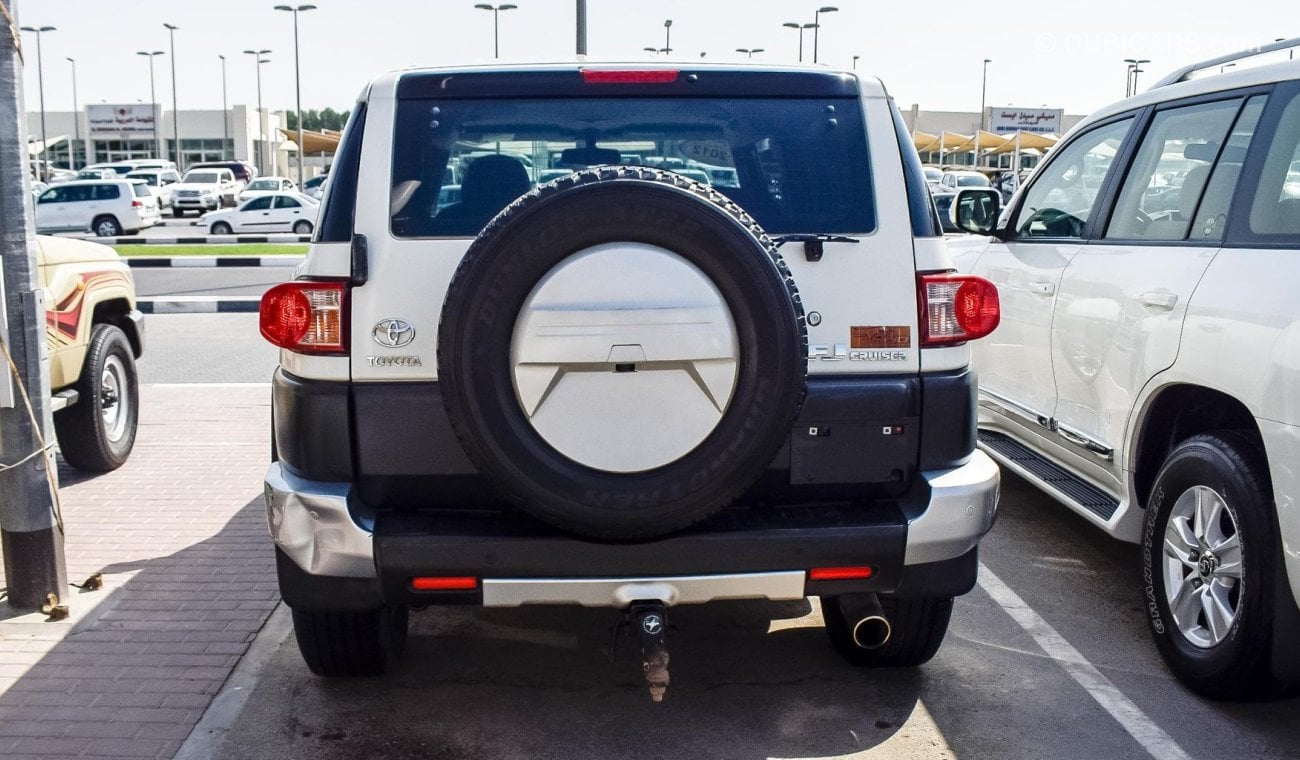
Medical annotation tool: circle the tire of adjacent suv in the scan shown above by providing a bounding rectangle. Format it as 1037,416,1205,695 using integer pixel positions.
291,606,409,677
54,324,139,472
438,167,807,540
1141,431,1288,700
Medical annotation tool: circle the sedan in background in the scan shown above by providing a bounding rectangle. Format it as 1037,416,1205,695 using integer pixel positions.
199,192,319,235
238,176,298,203
938,170,992,192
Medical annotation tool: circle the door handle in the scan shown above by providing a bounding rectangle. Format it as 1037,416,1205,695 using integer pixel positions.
1139,291,1178,310
1030,281,1055,296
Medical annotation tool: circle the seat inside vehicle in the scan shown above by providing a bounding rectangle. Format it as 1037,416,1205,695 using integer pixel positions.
426,155,532,236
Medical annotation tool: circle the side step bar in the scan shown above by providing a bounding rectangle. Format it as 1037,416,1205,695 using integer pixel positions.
978,430,1119,521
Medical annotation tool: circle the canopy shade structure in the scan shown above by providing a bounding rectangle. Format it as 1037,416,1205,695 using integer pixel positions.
279,128,340,154
945,130,1003,154
987,131,1059,154
27,135,68,156
913,130,940,152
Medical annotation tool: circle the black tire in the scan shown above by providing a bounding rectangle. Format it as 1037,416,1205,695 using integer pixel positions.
210,221,233,235
54,324,139,472
1141,431,1287,700
291,606,408,677
821,595,953,667
171,208,186,218
92,215,122,237
438,167,807,539
292,220,313,234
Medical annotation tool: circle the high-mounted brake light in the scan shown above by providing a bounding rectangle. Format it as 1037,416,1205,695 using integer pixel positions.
259,281,347,354
581,69,679,84
918,273,1000,346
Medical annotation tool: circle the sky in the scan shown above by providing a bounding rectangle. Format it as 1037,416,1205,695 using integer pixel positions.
12,0,1298,118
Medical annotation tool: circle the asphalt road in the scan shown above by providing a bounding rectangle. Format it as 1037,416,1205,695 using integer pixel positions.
133,266,295,299
138,315,1300,759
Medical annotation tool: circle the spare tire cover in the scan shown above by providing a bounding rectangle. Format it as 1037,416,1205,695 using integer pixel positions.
438,167,807,539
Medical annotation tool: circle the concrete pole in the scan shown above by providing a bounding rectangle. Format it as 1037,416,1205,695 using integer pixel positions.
576,0,587,55
219,55,230,160
1,0,69,609
164,23,181,168
66,57,79,169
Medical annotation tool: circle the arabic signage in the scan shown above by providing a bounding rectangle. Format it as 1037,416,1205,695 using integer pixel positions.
87,103,158,136
990,107,1064,134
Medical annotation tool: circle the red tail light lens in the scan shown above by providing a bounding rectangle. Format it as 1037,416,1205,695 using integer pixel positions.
131,199,143,207
809,566,874,581
918,273,1000,346
581,69,679,84
259,281,347,354
410,576,478,591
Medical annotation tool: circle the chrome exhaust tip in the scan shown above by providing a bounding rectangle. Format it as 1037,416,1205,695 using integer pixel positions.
835,593,892,649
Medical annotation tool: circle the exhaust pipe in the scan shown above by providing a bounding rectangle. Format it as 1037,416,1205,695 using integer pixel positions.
834,593,892,649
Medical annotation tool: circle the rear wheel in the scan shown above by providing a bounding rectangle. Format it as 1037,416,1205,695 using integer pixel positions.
92,215,122,237
1142,431,1287,699
171,208,186,218
54,324,138,471
210,221,233,235
291,606,408,677
292,220,313,234
821,595,953,667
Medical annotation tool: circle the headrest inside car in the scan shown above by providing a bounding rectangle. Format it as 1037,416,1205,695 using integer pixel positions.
1183,143,1247,164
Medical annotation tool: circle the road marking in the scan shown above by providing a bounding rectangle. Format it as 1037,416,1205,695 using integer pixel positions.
148,382,273,388
978,563,1193,760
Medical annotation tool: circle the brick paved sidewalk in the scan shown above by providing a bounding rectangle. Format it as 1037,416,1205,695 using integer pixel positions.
0,384,275,760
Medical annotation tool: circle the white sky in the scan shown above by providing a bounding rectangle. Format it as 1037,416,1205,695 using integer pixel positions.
14,0,1298,117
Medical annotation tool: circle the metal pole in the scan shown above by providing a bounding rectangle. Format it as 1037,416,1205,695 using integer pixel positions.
66,57,79,169
664,19,672,56
812,7,836,65
576,0,587,55
292,10,305,186
137,52,162,160
164,23,180,168
219,55,229,159
3,1,69,609
978,58,990,169
19,26,53,180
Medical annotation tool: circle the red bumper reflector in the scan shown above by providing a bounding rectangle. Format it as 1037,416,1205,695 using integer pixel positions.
581,69,679,84
808,566,874,581
411,576,478,591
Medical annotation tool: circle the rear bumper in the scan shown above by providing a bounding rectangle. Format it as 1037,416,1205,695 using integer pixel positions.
264,450,998,610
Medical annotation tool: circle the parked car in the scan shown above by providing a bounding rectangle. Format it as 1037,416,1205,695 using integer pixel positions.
303,174,327,200
37,235,144,471
949,49,1300,700
938,170,991,192
125,168,182,209
923,165,944,192
171,168,238,216
237,176,298,203
259,62,1001,694
187,160,256,203
74,168,118,181
35,179,161,236
201,192,318,234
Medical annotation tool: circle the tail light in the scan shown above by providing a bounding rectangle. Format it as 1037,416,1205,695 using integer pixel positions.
918,273,1000,346
259,281,347,354
131,199,143,207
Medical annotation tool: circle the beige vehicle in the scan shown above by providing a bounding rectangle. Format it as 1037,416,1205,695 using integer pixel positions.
37,236,144,471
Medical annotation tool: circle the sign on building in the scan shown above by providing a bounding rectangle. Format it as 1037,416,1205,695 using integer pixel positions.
87,104,158,137
990,107,1064,134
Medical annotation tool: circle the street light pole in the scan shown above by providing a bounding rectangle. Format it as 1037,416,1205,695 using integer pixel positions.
576,0,587,55
66,57,80,169
782,22,816,63
275,5,317,188
664,19,672,56
976,58,991,169
852,54,860,70
812,6,837,64
243,50,271,176
136,51,164,160
18,25,54,180
163,23,181,168
219,54,230,159
1132,58,1150,94
474,4,518,60
735,48,764,59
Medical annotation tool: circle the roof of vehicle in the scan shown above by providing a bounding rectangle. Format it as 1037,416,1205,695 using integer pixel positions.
55,178,148,186
365,61,887,100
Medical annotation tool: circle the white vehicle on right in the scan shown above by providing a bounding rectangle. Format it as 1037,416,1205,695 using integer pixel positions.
201,192,318,235
949,41,1300,700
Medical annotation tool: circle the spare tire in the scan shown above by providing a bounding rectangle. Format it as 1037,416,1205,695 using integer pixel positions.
438,166,806,539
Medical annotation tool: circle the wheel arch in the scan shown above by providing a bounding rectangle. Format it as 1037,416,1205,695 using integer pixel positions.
91,298,143,358
1131,383,1265,509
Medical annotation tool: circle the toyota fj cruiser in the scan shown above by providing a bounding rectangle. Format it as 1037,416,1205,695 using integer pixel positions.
260,63,1001,698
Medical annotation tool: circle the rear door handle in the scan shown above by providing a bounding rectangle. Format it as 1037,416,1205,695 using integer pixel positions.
1030,281,1055,296
1139,291,1178,310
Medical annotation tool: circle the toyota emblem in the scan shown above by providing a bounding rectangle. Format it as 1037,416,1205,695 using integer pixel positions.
372,319,415,348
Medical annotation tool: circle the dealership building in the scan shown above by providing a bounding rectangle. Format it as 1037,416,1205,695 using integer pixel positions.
899,104,1087,168
25,103,311,176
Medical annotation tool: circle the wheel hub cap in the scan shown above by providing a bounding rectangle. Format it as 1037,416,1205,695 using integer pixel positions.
1161,485,1243,649
510,243,739,473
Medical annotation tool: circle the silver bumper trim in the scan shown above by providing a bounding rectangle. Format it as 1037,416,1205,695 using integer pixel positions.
264,462,374,578
905,449,1001,565
481,572,807,608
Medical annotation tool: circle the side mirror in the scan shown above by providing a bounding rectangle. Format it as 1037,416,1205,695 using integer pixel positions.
951,188,1002,236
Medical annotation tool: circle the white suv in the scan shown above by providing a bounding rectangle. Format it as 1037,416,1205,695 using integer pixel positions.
34,179,160,236
171,168,237,216
950,41,1300,699
259,63,1002,696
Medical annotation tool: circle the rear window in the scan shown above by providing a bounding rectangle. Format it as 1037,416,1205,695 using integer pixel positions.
131,183,151,198
92,184,121,201
390,96,874,238
128,173,158,186
184,172,220,184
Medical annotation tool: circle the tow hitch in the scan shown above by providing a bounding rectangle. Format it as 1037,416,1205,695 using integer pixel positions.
627,601,671,702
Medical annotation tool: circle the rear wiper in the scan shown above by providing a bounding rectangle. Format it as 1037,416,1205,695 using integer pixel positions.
772,234,860,262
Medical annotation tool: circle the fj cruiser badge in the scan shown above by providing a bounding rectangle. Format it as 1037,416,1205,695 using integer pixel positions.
372,319,415,348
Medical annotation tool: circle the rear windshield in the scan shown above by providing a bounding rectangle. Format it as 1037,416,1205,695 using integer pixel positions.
390,96,874,238
131,183,152,197
127,173,158,186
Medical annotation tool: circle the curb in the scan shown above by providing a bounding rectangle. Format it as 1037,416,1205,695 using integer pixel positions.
95,234,311,245
139,296,260,314
126,255,304,268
